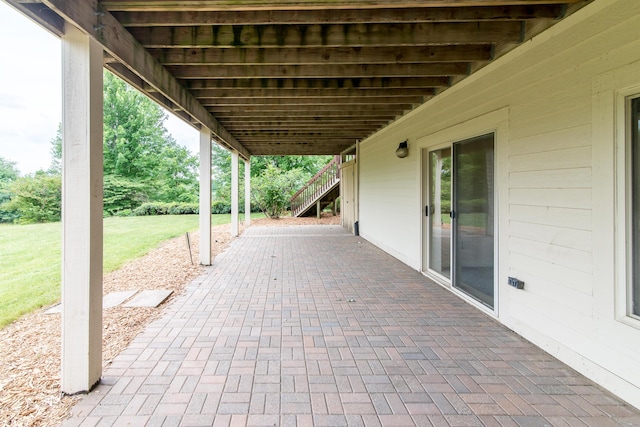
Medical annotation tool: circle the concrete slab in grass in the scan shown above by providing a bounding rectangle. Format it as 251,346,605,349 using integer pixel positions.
45,304,61,314
104,291,137,308
45,290,138,314
123,290,173,308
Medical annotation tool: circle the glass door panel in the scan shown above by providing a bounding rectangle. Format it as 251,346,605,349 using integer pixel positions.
632,97,640,315
453,134,495,308
428,148,451,278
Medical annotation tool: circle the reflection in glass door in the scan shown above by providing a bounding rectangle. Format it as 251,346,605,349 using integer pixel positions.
425,135,495,309
428,148,451,279
453,134,495,308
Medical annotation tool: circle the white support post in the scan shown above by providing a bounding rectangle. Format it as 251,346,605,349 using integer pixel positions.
61,24,104,394
199,128,212,265
244,158,251,226
231,150,239,237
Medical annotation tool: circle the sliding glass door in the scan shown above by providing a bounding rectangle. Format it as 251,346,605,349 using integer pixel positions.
428,148,451,279
453,134,495,308
425,134,495,309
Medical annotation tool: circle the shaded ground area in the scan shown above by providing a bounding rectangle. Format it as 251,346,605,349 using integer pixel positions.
0,214,339,426
63,224,640,427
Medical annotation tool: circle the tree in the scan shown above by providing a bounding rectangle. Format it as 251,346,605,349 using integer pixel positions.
0,157,20,223
210,145,243,212
251,165,306,218
210,144,333,213
0,157,19,182
102,175,148,215
103,71,167,179
48,123,62,174
48,71,200,214
250,155,333,179
4,172,62,223
152,135,199,204
102,71,199,206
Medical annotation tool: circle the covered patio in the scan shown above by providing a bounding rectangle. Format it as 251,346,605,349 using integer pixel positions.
5,0,640,420
63,225,640,426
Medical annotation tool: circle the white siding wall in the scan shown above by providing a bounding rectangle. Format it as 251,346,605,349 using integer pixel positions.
358,0,640,408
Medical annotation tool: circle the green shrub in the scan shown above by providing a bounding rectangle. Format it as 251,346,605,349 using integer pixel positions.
0,182,18,223
131,202,198,216
251,165,305,219
3,173,61,223
211,200,231,214
168,203,198,215
103,175,148,215
114,208,132,217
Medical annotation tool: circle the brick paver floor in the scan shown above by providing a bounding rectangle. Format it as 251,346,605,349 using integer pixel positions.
63,226,640,427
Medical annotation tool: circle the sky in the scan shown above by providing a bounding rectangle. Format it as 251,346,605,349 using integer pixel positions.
0,2,198,175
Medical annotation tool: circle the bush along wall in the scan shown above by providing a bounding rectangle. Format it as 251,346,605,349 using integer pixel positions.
129,201,261,216
131,202,199,216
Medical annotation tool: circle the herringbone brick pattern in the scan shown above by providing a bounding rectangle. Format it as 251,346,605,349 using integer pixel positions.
63,226,640,427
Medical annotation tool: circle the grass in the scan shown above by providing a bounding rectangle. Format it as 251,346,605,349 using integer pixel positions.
0,213,264,328
438,212,487,228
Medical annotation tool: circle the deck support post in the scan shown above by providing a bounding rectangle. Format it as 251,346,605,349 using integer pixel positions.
61,23,104,394
199,128,212,265
244,158,251,226
231,150,239,237
317,200,322,219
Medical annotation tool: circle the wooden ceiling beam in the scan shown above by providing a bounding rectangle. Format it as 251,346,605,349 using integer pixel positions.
170,63,469,79
220,119,397,125
200,96,424,106
129,22,523,49
235,131,377,137
222,120,389,126
185,77,450,90
222,127,390,134
40,0,250,159
192,88,434,98
222,124,389,130
213,112,397,119
113,5,563,26
149,45,492,66
101,1,583,12
7,2,65,36
246,145,353,155
208,104,412,113
218,119,395,125
227,128,387,134
239,138,359,145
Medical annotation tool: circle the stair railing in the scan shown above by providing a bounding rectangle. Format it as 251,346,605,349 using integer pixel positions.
290,155,341,217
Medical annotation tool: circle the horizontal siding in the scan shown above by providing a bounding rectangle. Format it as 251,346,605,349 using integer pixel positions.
509,205,591,231
359,136,422,268
509,188,591,209
509,274,594,319
508,295,595,346
509,252,592,294
509,168,591,189
509,125,591,156
509,147,591,172
509,236,591,274
509,221,591,250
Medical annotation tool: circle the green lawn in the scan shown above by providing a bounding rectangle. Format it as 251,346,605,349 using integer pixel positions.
438,212,487,228
0,213,263,328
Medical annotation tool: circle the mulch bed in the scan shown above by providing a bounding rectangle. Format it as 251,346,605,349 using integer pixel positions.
0,214,340,426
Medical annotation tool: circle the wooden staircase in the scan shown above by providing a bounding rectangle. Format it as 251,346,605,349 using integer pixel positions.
290,156,340,217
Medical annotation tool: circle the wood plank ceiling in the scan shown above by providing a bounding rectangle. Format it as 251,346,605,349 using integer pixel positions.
10,0,589,157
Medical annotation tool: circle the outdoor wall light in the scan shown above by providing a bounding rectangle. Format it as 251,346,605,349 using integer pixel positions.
396,141,409,158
